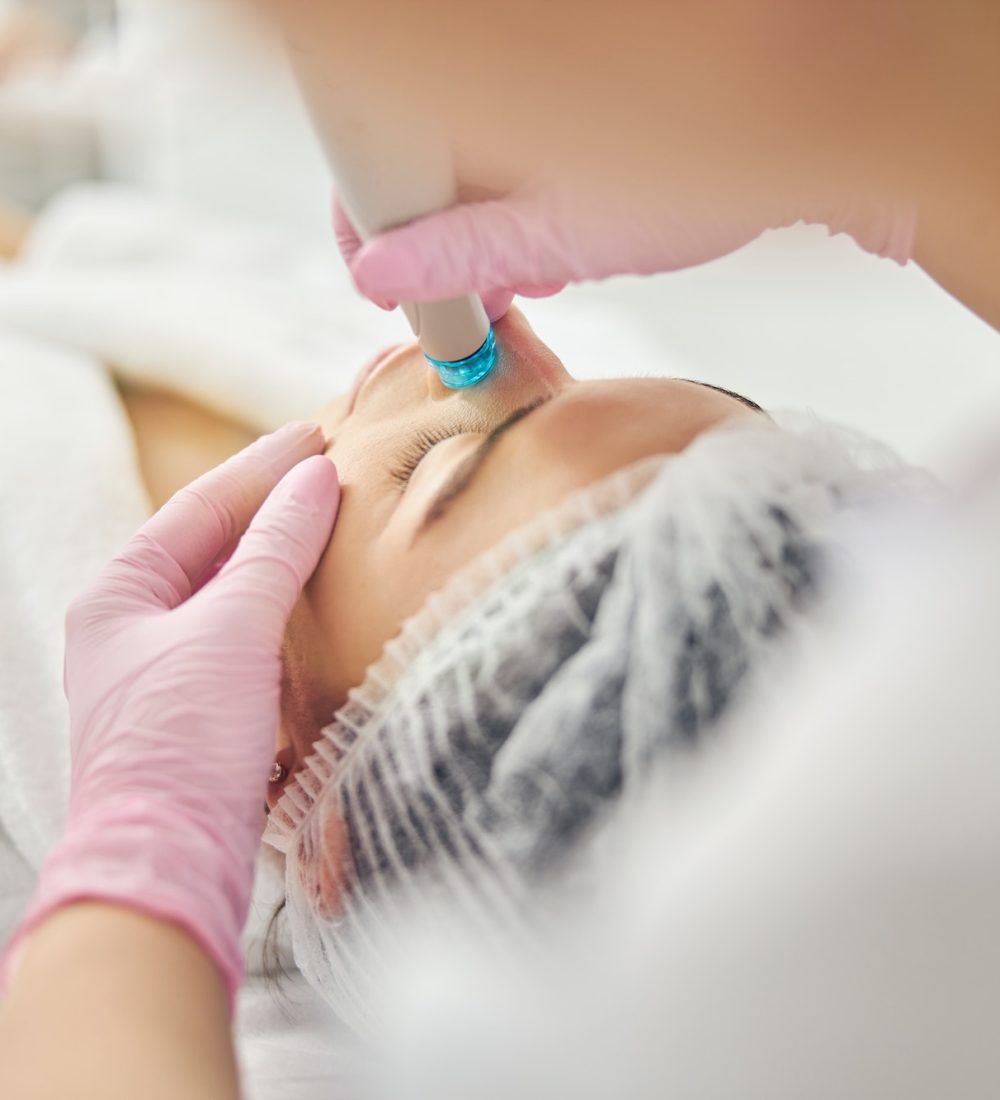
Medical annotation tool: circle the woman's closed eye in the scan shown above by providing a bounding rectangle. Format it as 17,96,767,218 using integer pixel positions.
388,398,552,495
387,424,470,486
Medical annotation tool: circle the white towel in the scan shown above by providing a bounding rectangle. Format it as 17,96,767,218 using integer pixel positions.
0,331,149,867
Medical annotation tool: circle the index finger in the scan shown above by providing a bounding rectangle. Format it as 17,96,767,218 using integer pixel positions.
106,422,326,609
332,194,363,265
333,195,397,312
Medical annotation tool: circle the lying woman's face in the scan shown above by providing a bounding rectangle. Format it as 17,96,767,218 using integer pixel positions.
275,308,759,787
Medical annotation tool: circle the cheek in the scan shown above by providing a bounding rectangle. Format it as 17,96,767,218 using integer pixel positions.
286,800,351,922
316,807,351,919
305,498,402,704
431,443,594,553
365,530,454,635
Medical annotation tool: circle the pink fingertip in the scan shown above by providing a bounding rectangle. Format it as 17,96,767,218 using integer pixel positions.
349,251,399,311
277,454,341,510
482,289,516,323
351,238,423,306
355,236,515,320
363,292,398,312
275,420,323,441
253,421,325,469
516,282,567,300
256,421,324,454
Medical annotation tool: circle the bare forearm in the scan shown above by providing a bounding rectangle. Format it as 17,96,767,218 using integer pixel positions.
0,904,240,1100
271,0,1000,333
269,1,913,229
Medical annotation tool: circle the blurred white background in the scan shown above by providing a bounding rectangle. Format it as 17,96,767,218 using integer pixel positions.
1,0,998,477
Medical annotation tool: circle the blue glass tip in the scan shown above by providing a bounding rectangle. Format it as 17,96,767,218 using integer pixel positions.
425,327,497,389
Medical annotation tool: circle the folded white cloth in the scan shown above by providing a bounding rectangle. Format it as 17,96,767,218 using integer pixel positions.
0,330,148,867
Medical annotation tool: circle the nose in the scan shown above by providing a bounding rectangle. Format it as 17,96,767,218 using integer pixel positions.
421,333,512,413
424,357,454,401
423,309,569,405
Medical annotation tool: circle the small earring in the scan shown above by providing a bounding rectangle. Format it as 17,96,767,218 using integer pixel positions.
269,761,287,784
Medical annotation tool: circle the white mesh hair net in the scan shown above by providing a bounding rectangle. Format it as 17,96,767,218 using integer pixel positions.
263,415,926,1033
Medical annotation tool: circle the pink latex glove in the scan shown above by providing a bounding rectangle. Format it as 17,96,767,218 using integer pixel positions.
334,187,917,323
0,422,340,1012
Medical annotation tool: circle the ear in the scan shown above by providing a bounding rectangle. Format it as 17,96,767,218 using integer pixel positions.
266,743,300,812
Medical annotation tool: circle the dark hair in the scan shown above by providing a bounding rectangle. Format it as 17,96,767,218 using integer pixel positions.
687,380,766,414
262,898,291,992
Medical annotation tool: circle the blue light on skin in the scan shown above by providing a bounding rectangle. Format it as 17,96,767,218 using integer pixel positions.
425,327,498,389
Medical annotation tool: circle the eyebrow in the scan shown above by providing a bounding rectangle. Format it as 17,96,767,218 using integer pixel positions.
681,379,765,413
416,397,552,536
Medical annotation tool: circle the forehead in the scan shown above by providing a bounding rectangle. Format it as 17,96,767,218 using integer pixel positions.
549,376,758,434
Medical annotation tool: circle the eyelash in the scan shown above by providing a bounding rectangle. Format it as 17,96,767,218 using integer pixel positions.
389,426,460,486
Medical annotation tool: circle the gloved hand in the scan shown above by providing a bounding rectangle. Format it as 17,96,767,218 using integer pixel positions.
335,186,917,323
0,422,340,1012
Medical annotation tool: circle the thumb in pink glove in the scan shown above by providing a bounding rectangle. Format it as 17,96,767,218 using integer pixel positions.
0,422,340,1012
334,183,917,324
333,195,564,324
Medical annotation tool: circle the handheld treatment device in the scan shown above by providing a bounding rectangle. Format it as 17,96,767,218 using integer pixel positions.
293,66,497,389
335,167,497,388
